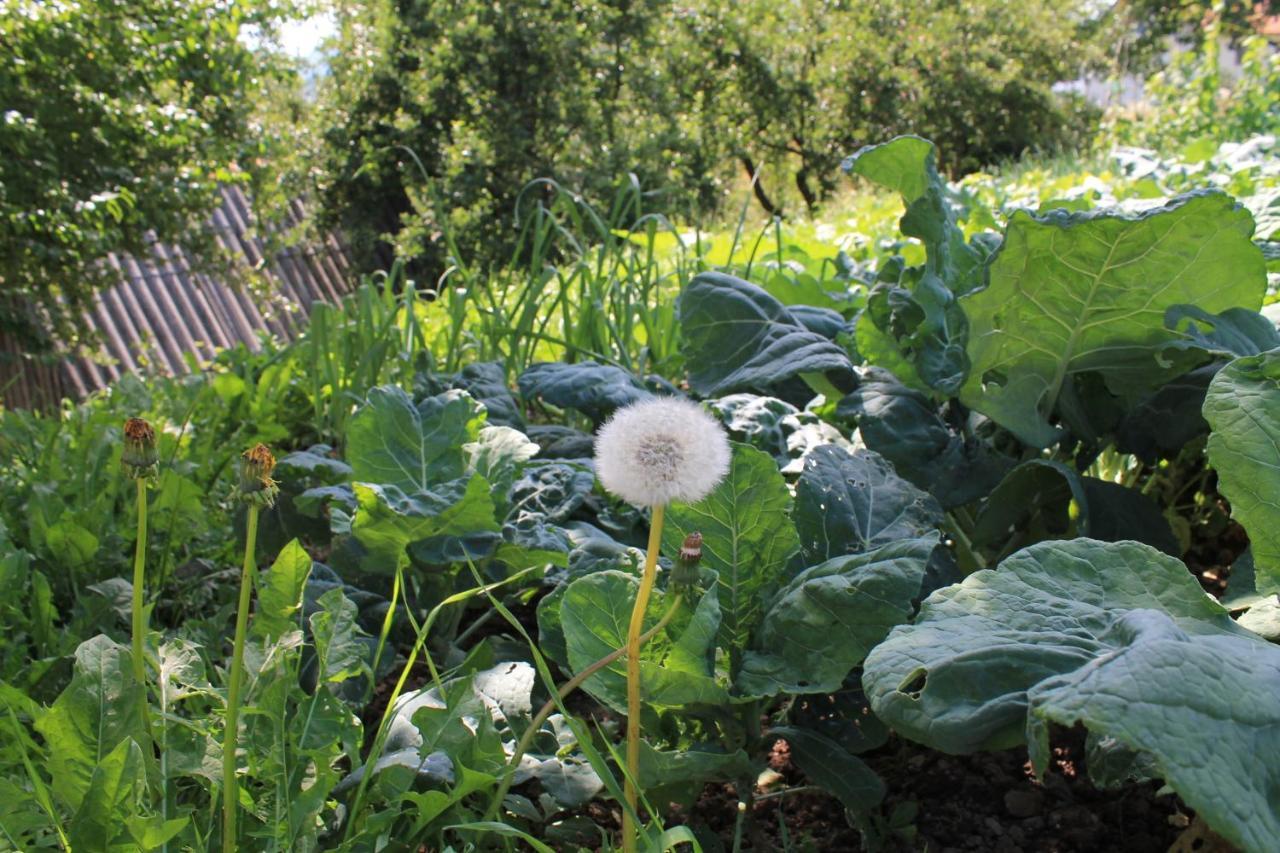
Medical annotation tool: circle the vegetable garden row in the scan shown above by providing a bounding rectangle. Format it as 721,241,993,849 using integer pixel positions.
2,134,1279,851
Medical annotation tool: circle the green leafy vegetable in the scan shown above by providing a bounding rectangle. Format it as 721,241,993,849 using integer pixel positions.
346,388,485,492
1026,610,1280,853
558,571,728,712
863,538,1245,754
960,191,1266,446
678,272,855,396
663,443,799,654
35,636,149,812
1204,348,1280,593
350,476,499,572
517,361,653,423
794,445,943,562
736,537,935,696
844,135,984,394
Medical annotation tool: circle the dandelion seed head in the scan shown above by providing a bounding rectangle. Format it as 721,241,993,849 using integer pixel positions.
594,397,730,507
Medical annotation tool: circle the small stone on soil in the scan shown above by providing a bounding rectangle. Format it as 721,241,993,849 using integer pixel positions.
1004,789,1044,818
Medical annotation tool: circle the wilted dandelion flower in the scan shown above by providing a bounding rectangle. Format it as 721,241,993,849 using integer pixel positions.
122,417,159,480
594,398,730,507
234,443,280,508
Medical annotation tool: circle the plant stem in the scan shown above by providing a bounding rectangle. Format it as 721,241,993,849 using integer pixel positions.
486,594,683,822
131,479,151,721
222,504,259,853
369,565,401,682
623,502,665,853
341,567,537,842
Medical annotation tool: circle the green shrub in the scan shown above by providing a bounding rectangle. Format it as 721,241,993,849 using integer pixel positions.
315,0,1097,281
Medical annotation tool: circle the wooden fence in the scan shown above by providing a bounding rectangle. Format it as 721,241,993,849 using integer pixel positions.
0,186,358,409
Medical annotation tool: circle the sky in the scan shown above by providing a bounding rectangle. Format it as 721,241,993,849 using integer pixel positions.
275,13,337,61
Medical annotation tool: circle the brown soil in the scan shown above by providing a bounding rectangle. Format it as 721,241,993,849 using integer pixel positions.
679,727,1193,853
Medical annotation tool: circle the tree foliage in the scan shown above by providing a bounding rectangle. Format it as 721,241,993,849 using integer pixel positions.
0,0,295,347
315,0,1097,279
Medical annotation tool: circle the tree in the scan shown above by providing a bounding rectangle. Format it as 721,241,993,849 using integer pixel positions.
315,0,710,281
0,0,295,348
316,0,1099,279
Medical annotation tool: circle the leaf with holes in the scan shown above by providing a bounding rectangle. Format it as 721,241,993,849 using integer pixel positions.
794,445,944,563
862,538,1246,755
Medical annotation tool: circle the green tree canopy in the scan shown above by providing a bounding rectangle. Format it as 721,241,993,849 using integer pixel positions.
315,0,1097,280
0,0,295,347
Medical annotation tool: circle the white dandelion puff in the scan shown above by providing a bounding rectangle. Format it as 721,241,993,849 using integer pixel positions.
594,397,731,508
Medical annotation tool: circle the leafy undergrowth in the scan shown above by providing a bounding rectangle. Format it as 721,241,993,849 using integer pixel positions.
2,133,1280,852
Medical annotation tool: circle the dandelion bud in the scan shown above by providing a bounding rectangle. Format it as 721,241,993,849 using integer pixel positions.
234,443,280,508
122,417,159,480
669,531,703,591
594,398,731,508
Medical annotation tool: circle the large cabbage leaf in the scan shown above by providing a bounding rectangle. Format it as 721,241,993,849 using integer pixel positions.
663,443,799,655
677,272,855,396
960,191,1265,447
1204,348,1280,594
863,538,1280,852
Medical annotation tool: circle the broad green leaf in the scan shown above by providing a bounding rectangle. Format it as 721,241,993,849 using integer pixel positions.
517,361,653,423
559,571,728,712
837,368,1012,508
508,460,595,525
1163,304,1280,360
451,360,525,428
67,737,147,852
736,537,935,696
708,394,800,461
845,135,935,200
971,460,1178,559
636,741,753,790
960,191,1266,447
525,424,595,459
843,136,984,394
1115,364,1218,462
44,518,99,569
663,443,799,653
677,271,855,396
843,137,983,297
465,425,539,513
536,533,642,669
863,538,1245,755
1025,609,1280,853
277,446,354,484
69,732,186,845
769,726,884,812
346,387,485,492
253,539,314,641
310,588,369,684
35,636,148,811
855,313,927,392
794,445,944,563
350,475,499,572
1204,349,1280,594
156,638,210,705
